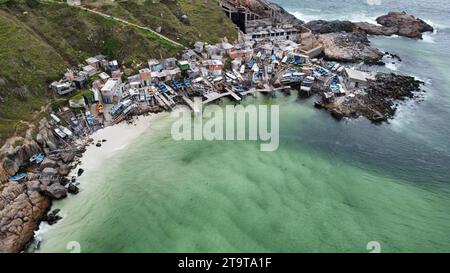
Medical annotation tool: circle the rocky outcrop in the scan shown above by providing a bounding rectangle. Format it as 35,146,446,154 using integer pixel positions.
0,118,83,252
0,181,50,253
316,73,423,122
306,12,433,39
305,20,354,34
41,183,67,200
317,32,383,64
375,12,434,39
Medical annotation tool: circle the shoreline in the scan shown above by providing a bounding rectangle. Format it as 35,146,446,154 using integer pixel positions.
28,112,164,252
0,0,436,253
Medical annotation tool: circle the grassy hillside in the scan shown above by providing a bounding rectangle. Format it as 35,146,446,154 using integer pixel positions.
81,0,238,45
0,0,236,145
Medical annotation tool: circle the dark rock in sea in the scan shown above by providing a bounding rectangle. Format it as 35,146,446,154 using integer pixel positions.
316,73,423,122
77,168,84,177
305,12,433,39
376,11,434,39
67,183,79,195
102,139,107,142
59,177,70,186
44,209,62,225
96,143,102,147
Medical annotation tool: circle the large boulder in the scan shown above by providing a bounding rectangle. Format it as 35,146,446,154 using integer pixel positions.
41,167,58,177
0,182,50,253
41,183,67,200
376,12,434,39
1,158,19,176
58,164,71,176
317,32,383,64
39,158,57,170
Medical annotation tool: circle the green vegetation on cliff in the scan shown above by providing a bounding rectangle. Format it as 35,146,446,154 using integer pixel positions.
0,0,237,144
81,0,238,45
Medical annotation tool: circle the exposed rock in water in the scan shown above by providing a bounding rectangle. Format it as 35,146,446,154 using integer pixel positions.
305,12,433,39
77,168,84,177
67,183,79,195
317,32,383,64
375,12,434,39
317,73,423,122
43,209,62,225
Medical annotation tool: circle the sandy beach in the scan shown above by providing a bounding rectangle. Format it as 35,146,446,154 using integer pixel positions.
72,113,163,176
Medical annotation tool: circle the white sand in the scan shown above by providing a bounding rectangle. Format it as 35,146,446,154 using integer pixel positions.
71,113,162,175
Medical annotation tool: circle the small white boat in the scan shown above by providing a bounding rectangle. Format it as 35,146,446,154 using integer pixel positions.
54,128,67,139
50,114,61,124
60,126,73,137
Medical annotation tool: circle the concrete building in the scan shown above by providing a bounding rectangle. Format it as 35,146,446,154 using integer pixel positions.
139,68,152,87
343,68,376,90
101,78,122,104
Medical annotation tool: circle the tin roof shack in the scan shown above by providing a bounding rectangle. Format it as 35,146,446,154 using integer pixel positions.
194,42,204,54
86,57,100,70
51,81,75,95
163,58,178,70
82,65,97,77
98,72,110,83
101,78,122,104
343,68,375,90
139,68,152,87
109,60,119,72
178,61,190,72
151,68,181,82
246,24,301,43
148,59,163,72
181,49,198,61
74,76,88,89
204,60,224,78
205,45,220,59
111,70,123,79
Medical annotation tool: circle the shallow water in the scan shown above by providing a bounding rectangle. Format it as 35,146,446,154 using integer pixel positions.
37,0,450,252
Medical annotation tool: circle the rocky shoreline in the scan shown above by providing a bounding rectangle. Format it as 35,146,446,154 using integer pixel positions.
303,11,434,64
0,2,435,253
314,74,424,122
0,120,87,252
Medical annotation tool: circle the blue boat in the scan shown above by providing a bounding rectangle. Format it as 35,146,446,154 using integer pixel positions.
158,84,168,93
9,172,26,182
171,80,182,91
246,58,254,69
30,153,45,164
183,79,191,89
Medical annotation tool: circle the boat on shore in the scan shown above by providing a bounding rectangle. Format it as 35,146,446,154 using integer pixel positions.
30,153,45,164
8,172,26,182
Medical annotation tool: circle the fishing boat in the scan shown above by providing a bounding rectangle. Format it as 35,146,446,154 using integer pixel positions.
60,126,73,137
30,153,45,164
9,172,26,182
54,128,67,139
85,111,94,126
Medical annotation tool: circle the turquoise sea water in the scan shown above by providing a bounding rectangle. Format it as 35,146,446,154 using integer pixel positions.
37,0,450,252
